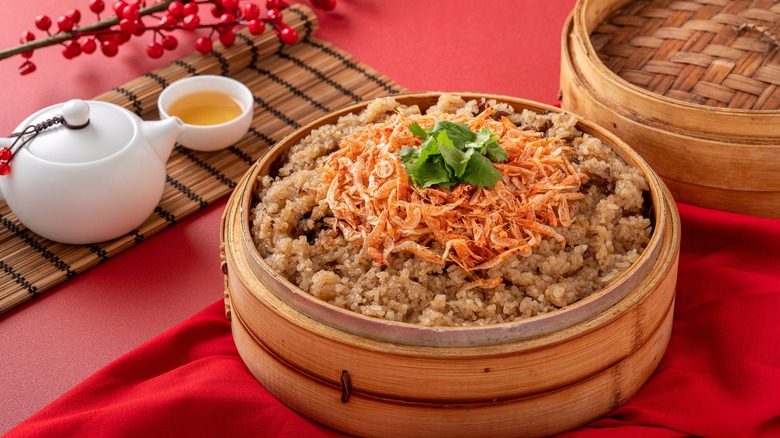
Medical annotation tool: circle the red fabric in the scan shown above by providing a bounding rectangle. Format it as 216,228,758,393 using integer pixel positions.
6,203,780,437
4,300,337,438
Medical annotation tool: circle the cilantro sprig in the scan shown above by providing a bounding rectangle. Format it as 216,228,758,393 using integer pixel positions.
399,121,509,189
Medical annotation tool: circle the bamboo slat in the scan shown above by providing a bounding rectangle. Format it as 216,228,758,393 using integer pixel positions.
0,4,404,315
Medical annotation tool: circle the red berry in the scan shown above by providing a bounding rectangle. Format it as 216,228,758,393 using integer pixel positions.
218,13,237,31
63,40,82,59
159,15,178,29
266,8,282,23
57,15,75,32
182,2,199,16
0,147,12,161
220,12,237,23
122,5,140,20
19,61,36,75
182,14,200,30
115,32,131,44
21,50,34,59
242,3,260,20
133,20,146,36
219,31,236,46
247,18,265,35
0,162,10,175
20,31,35,43
162,35,178,50
221,0,239,10
35,15,52,31
113,1,128,16
101,39,119,56
119,18,137,34
195,37,212,54
210,5,222,18
67,9,82,23
312,0,336,10
89,0,106,14
167,1,184,17
147,41,164,58
278,25,298,44
81,37,97,54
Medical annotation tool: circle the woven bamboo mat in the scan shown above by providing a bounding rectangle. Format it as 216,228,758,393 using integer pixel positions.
591,0,780,109
0,5,404,315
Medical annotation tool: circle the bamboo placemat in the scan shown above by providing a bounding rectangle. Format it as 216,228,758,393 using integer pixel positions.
0,5,405,315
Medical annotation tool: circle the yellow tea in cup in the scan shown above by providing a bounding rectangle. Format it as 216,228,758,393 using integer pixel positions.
158,75,254,151
167,92,244,126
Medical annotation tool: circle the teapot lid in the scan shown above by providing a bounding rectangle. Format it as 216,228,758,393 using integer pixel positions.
21,100,135,164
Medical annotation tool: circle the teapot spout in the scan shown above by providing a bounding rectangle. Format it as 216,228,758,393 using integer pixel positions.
141,117,185,163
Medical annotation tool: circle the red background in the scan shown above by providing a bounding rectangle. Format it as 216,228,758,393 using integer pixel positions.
2,1,779,437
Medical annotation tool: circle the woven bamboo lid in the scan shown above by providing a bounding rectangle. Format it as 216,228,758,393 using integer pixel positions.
590,0,780,110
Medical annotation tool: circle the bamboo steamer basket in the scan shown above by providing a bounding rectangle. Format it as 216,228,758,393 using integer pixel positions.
220,93,681,437
560,0,780,218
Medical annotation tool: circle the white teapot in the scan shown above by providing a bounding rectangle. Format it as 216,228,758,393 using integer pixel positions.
0,99,184,244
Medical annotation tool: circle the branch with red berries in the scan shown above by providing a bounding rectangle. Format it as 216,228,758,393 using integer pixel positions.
2,0,337,75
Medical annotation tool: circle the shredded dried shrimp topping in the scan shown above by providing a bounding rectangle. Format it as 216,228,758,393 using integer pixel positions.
315,109,588,273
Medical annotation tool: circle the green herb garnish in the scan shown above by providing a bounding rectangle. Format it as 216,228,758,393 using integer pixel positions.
399,121,508,189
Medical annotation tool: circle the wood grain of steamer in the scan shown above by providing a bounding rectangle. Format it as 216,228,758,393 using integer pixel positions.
220,93,681,437
560,0,780,218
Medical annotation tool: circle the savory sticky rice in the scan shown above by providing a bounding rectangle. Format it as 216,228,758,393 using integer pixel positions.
251,94,651,327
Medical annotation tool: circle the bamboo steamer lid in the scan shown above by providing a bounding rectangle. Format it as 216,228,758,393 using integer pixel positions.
560,0,780,218
220,93,681,437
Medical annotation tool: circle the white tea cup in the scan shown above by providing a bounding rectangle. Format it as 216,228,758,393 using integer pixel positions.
158,75,254,152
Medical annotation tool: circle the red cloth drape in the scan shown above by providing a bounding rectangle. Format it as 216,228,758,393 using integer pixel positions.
7,203,780,437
